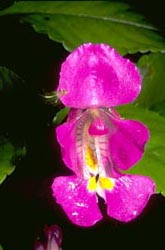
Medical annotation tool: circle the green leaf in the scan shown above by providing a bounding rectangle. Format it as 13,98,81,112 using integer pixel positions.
135,53,165,108
150,99,165,117
0,136,26,184
0,66,24,92
53,107,70,125
117,105,165,196
0,1,164,54
0,245,3,250
0,67,26,184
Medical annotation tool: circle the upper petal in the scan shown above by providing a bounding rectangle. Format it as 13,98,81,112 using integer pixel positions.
105,174,155,222
57,43,141,108
109,115,150,170
51,175,102,227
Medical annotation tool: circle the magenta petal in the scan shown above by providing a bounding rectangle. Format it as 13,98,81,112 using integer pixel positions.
56,112,85,176
57,43,141,108
52,176,102,227
56,121,76,172
110,118,150,170
106,174,155,222
88,118,109,136
56,109,93,177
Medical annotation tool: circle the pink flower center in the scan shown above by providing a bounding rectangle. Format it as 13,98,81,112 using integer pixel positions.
75,108,116,180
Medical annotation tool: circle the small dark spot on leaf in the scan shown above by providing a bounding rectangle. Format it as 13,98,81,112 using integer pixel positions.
44,17,50,21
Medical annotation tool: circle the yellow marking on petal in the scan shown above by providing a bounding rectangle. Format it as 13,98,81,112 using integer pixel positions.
99,177,115,190
87,176,97,191
85,146,98,171
91,109,99,116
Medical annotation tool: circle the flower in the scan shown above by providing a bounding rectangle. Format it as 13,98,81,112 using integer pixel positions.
52,43,155,227
34,225,62,250
52,108,155,227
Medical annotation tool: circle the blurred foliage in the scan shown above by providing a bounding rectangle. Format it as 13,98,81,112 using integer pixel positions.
0,1,165,55
136,53,165,109
117,105,165,195
0,67,26,185
0,136,26,184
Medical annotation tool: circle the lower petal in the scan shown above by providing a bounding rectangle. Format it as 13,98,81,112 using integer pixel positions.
52,175,102,227
105,174,155,222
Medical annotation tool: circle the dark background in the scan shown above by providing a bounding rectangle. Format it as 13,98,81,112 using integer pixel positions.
0,1,165,249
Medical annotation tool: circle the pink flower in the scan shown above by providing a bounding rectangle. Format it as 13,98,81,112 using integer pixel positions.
34,225,62,250
52,109,155,227
52,43,155,227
